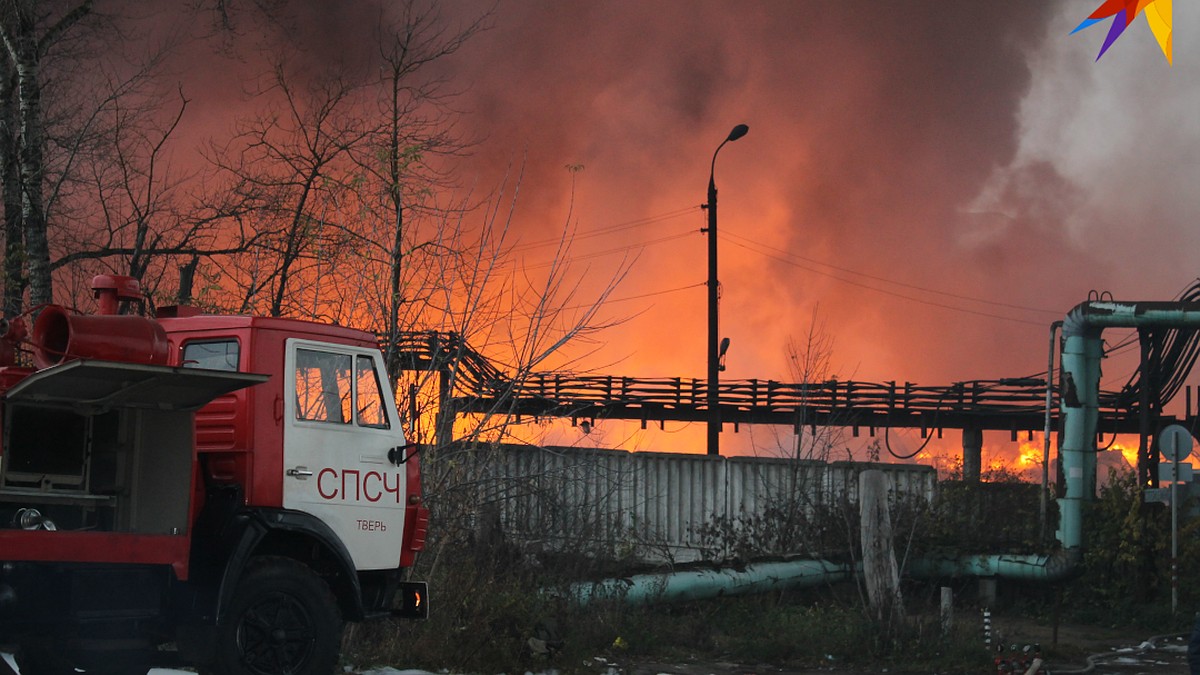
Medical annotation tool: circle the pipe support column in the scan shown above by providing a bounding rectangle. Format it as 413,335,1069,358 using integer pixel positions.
1058,331,1102,550
962,428,983,483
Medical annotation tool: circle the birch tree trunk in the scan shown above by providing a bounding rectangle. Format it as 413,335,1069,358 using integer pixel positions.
0,57,21,316
13,22,47,307
0,0,94,309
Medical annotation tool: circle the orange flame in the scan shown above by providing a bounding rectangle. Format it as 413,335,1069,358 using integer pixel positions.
1112,442,1138,469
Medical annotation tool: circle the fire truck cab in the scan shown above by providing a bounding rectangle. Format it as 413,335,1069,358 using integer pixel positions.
0,276,428,675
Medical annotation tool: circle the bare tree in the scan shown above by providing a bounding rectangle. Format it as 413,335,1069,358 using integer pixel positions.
202,60,370,316
395,168,635,590
49,85,250,309
349,2,488,384
0,2,230,313
785,305,843,461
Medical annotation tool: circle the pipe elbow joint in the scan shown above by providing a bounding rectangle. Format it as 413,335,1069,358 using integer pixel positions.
1063,303,1099,339
1039,547,1083,582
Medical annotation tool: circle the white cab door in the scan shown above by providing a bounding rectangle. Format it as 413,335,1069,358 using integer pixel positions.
282,339,408,570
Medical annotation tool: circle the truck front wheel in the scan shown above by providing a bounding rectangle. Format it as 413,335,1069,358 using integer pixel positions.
214,557,343,675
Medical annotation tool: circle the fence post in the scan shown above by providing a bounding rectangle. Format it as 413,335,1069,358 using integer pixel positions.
860,469,904,622
940,586,953,635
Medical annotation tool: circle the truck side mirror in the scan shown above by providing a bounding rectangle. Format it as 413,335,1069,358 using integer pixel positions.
387,443,420,466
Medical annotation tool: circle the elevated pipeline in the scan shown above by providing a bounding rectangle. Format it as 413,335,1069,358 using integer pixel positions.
567,300,1200,605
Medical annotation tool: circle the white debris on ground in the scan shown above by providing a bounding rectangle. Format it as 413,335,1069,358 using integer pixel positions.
353,669,441,675
1,656,446,675
350,670,567,675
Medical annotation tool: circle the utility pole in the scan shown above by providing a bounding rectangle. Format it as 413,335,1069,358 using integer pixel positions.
705,123,748,456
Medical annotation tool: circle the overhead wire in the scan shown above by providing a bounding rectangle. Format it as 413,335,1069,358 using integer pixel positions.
721,230,1061,317
719,234,1049,327
511,202,1083,330
1115,278,1200,412
516,229,694,272
508,206,699,254
716,230,1200,413
513,203,1068,327
492,207,702,275
560,282,704,311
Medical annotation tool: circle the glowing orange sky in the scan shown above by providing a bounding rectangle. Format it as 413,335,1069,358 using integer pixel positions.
136,1,1200,460
432,1,1186,385
427,1,1200,459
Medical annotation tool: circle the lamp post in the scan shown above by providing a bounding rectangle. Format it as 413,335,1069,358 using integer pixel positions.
705,123,749,457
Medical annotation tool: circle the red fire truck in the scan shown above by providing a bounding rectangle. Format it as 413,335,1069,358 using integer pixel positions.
0,276,429,675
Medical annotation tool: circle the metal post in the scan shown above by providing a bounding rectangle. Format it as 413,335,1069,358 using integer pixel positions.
1139,331,1153,489
1172,433,1179,614
705,124,748,456
940,586,953,635
1042,321,1062,543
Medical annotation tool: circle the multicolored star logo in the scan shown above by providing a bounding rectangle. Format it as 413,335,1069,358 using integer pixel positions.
1072,0,1172,65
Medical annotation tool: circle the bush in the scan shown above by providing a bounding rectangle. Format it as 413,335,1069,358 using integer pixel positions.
342,550,994,673
342,454,1200,672
1061,466,1200,630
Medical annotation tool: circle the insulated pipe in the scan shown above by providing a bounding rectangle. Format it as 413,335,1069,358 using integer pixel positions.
906,550,1080,583
1041,320,1062,543
1058,301,1200,552
566,551,1087,608
566,551,1081,608
565,559,853,606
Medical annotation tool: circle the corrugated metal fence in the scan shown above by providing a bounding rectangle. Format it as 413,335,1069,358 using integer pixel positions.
466,445,936,563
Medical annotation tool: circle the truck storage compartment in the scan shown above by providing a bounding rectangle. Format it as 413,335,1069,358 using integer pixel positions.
0,360,266,535
3,405,91,491
0,404,192,535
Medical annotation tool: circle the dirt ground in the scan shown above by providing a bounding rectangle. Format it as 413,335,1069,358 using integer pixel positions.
6,620,1193,675
600,620,1195,675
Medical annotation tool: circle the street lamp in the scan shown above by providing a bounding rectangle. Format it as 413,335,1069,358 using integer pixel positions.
705,123,749,457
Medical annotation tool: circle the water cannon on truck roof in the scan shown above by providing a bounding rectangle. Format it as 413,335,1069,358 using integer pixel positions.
0,275,429,675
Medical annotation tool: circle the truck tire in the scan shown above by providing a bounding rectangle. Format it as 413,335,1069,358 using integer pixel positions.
214,556,343,675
